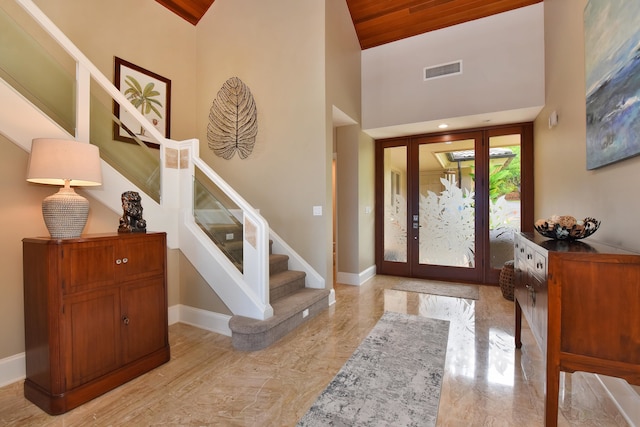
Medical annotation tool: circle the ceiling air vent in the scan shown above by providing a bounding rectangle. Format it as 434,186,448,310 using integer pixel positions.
423,60,462,81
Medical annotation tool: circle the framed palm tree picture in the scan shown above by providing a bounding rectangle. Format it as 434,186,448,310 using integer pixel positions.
113,57,171,149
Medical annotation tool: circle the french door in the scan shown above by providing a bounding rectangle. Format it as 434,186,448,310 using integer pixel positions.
375,124,533,284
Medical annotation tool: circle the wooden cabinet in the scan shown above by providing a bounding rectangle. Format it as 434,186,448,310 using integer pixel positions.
22,232,170,415
514,233,548,355
514,232,640,426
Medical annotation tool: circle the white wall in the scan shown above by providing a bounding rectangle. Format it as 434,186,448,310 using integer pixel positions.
536,0,640,412
32,0,198,141
535,0,640,253
357,131,375,272
194,0,360,284
326,0,361,123
336,125,360,275
0,0,197,360
0,2,363,365
335,125,375,280
325,0,373,281
362,3,544,134
0,134,119,359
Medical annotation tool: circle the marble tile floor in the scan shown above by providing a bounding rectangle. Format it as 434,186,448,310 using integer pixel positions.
0,275,633,426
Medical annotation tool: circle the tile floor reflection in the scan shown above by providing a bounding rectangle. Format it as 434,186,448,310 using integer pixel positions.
383,283,633,427
0,275,635,426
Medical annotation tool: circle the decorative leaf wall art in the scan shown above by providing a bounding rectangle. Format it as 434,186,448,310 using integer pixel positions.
207,77,258,160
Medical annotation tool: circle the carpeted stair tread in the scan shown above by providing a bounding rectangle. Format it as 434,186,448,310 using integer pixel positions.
269,253,290,275
269,270,306,301
205,224,243,241
229,288,330,335
271,288,329,318
229,248,331,350
206,223,243,232
221,240,243,250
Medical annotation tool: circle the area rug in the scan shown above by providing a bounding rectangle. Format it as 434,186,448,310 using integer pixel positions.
297,311,449,427
392,280,479,300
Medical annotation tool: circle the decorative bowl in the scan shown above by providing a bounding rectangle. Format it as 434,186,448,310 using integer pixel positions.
534,216,600,240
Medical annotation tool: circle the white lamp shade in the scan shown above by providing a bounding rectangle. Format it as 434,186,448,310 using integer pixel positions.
27,138,102,186
26,138,102,239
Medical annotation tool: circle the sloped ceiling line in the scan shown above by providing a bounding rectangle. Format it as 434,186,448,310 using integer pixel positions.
154,0,542,49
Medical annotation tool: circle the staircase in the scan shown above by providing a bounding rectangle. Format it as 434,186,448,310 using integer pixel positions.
229,246,331,350
194,219,330,350
198,223,244,271
1,0,332,353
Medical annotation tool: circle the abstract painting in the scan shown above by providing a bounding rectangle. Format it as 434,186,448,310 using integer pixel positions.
585,1,640,169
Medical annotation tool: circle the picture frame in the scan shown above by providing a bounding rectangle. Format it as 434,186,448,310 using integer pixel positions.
113,57,171,149
585,2,640,169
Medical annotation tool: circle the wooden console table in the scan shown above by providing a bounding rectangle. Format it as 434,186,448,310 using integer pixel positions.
514,232,640,426
23,232,170,414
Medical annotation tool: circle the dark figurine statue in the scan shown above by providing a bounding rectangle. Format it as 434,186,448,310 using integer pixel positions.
118,191,147,233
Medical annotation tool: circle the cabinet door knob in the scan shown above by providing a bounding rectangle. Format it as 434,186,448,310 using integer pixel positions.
122,316,130,325
116,259,122,265
122,257,128,264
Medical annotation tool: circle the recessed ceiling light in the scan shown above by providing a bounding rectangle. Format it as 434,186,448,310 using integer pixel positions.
438,123,448,129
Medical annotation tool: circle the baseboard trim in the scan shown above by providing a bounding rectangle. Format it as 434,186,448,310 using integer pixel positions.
0,352,25,388
5,304,636,422
168,304,180,325
328,288,336,306
336,265,376,286
596,374,640,426
176,304,232,337
0,306,230,388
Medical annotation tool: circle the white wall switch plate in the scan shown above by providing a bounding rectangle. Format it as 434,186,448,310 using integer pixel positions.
313,206,322,216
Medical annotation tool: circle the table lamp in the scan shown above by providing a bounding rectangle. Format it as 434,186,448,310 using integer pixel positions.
26,138,102,239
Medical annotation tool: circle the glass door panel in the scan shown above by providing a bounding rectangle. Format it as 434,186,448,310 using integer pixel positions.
375,123,532,284
383,146,408,263
417,139,476,268
488,134,522,269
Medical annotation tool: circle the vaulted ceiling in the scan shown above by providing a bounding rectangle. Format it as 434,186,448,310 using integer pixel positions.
155,0,542,49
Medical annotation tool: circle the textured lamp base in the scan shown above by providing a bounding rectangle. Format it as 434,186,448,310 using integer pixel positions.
42,187,89,239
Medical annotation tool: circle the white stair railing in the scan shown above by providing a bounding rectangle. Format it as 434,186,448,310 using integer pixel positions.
9,0,275,320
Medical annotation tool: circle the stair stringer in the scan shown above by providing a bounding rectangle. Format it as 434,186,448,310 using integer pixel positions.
269,229,325,289
178,217,273,320
1,77,276,321
0,77,306,323
5,0,284,327
0,78,68,151
85,160,182,248
269,227,335,307
0,78,178,246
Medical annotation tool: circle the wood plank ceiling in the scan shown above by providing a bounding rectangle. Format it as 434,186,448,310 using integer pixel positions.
155,0,542,50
